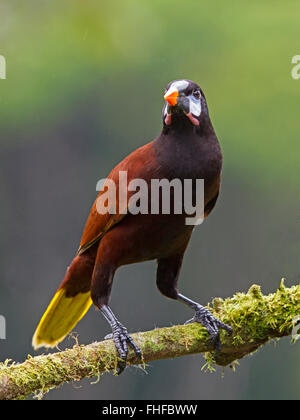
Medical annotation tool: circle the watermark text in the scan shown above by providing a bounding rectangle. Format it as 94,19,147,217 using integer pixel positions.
0,55,6,80
0,315,6,340
96,171,204,226
292,315,300,343
291,55,300,80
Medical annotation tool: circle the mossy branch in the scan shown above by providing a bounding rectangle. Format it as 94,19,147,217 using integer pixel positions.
0,281,299,400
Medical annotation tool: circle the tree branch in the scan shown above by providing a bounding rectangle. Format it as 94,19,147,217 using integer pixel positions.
0,281,299,400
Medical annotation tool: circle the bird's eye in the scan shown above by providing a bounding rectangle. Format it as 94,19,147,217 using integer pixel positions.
193,90,201,100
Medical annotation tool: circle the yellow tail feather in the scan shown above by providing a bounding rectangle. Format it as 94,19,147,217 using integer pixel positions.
32,289,92,349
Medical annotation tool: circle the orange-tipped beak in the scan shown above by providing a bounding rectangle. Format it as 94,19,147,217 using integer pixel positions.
164,88,179,106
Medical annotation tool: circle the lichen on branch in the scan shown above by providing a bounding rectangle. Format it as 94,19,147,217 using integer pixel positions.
0,281,299,400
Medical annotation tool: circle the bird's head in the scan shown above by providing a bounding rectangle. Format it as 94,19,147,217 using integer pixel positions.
163,79,206,128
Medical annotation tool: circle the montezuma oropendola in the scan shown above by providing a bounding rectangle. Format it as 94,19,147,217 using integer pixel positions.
33,79,232,373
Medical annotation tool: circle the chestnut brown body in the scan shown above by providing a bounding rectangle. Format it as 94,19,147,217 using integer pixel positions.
33,80,232,371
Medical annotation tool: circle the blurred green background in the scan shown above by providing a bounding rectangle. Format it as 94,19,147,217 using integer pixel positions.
0,0,299,400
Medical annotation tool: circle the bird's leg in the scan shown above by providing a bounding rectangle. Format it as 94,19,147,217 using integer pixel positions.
157,255,232,352
91,251,142,374
177,293,232,351
101,304,142,374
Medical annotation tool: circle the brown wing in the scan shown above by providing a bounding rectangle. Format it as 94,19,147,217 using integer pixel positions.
77,141,157,255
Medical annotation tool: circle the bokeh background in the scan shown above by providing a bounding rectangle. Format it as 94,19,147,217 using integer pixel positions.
0,0,299,400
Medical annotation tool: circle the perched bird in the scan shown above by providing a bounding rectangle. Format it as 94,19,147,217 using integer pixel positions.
32,79,232,373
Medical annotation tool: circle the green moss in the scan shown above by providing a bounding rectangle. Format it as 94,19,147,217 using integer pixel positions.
202,353,216,373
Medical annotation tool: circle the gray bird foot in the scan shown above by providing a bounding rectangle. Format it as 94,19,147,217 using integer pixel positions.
104,322,142,374
185,306,232,351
